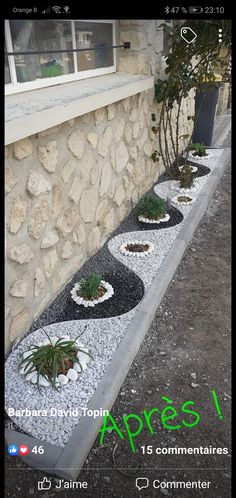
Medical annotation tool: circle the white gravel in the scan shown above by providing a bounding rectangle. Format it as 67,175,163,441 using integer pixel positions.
5,148,225,448
138,214,170,224
183,148,223,165
109,228,180,290
5,313,136,447
119,240,154,257
154,174,210,216
179,164,198,173
171,194,195,206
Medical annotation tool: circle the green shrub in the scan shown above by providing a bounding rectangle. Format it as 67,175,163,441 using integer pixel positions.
190,142,207,157
20,328,92,390
137,194,166,220
180,164,194,189
78,272,103,300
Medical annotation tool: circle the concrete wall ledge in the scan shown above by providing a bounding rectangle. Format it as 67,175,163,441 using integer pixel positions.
5,73,154,145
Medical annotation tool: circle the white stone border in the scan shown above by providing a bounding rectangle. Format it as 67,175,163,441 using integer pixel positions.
154,177,206,213
170,178,200,195
171,194,195,206
20,336,91,388
138,214,170,224
188,151,214,161
109,229,180,291
71,280,114,307
119,240,154,257
182,149,216,162
179,164,198,173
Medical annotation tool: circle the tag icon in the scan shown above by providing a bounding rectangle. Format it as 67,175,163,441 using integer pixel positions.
181,27,197,44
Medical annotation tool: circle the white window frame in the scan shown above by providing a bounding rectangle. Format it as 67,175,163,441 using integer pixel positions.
5,19,116,95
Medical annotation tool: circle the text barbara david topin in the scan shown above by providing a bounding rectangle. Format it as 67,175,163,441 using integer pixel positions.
7,407,108,418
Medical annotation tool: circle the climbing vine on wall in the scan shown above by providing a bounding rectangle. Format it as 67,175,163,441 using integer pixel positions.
151,19,231,177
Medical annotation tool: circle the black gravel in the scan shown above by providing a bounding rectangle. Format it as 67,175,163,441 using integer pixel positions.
28,246,144,330
119,204,183,232
156,161,211,184
184,160,211,178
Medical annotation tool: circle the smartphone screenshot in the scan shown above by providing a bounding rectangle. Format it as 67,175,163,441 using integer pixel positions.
5,4,231,496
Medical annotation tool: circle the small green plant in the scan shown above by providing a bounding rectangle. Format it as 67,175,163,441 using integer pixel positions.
137,194,167,220
151,150,159,163
179,163,194,189
78,272,103,300
190,142,207,157
20,328,92,390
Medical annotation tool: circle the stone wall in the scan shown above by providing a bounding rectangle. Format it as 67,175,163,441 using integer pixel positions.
5,20,195,351
118,20,168,81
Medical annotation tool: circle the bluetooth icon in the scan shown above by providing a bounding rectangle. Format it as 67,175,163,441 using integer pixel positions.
165,6,170,14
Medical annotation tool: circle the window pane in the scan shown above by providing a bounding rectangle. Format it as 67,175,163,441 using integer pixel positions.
75,22,113,71
5,44,11,84
9,20,74,82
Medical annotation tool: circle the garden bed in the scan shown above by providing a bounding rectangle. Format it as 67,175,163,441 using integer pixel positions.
182,148,221,166
21,255,145,325
5,148,226,452
177,159,211,178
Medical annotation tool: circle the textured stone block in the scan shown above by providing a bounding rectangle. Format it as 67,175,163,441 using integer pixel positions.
9,197,27,233
13,138,33,160
38,140,58,173
56,208,78,236
67,130,85,159
27,171,51,197
10,308,30,341
8,244,33,264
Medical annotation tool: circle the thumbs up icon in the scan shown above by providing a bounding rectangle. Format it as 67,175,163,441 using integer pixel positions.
38,477,52,490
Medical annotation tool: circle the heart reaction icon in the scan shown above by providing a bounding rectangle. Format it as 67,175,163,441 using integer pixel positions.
19,445,30,456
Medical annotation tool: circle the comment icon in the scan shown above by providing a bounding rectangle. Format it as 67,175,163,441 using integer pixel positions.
136,477,149,490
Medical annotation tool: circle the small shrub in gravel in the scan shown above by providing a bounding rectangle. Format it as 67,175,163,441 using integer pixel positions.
20,329,92,390
71,272,114,307
137,194,167,221
79,272,104,300
179,164,194,189
190,142,208,157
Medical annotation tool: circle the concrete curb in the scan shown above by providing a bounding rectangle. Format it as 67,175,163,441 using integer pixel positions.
5,148,231,479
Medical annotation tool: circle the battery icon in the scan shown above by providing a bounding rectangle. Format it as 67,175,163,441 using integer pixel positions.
189,6,203,13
